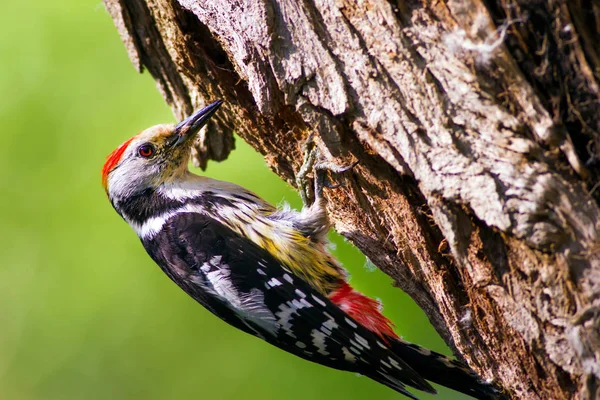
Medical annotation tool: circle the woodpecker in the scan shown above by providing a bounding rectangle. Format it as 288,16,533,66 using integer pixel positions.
102,100,501,399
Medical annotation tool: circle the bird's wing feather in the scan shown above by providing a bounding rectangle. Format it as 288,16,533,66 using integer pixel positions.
142,212,434,397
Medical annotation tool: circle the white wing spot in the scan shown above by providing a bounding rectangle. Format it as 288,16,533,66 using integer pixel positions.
299,298,312,308
295,341,306,349
377,340,387,349
349,346,361,355
257,268,267,276
276,298,312,338
291,299,304,309
389,358,402,370
349,339,363,350
323,319,339,331
381,360,392,369
311,295,327,307
238,289,278,335
204,265,239,305
283,273,294,284
294,289,306,298
342,347,357,362
311,329,330,355
354,334,371,349
345,317,358,328
267,278,282,288
199,260,277,335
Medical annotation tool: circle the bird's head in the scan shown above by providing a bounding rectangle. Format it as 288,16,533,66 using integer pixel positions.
101,100,222,201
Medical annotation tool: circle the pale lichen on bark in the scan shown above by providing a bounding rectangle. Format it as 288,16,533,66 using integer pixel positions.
103,0,600,398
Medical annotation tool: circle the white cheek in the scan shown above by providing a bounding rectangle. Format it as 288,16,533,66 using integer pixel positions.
108,158,156,198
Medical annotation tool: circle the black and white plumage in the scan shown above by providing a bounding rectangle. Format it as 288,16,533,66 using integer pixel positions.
143,211,433,398
102,101,503,399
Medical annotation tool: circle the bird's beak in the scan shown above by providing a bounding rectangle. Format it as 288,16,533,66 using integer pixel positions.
170,100,223,147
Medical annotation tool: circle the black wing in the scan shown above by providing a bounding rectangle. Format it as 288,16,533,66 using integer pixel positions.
141,212,434,399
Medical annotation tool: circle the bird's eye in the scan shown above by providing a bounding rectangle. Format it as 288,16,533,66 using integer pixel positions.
137,143,155,158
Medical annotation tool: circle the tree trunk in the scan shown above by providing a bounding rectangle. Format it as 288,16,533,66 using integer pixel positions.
103,0,600,398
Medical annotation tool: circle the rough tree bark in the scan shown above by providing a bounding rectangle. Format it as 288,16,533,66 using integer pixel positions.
103,0,600,398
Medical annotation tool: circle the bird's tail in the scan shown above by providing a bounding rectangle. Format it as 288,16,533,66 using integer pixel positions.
329,283,504,399
388,339,505,400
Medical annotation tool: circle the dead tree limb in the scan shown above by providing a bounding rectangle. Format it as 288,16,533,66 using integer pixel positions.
103,0,600,398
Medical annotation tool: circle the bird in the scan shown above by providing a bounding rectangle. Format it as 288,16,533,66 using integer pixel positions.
102,100,501,399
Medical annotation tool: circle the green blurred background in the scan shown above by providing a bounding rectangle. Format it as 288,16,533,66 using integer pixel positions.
0,1,466,399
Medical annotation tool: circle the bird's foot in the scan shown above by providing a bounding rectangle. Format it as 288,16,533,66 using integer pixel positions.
296,133,358,206
296,132,319,205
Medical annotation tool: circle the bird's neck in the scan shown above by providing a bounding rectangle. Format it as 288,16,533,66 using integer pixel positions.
116,171,273,240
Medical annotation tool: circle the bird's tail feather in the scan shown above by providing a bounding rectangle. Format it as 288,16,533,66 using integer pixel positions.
389,339,505,400
368,370,428,400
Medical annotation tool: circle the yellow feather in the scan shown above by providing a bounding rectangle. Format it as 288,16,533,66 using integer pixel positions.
219,208,343,294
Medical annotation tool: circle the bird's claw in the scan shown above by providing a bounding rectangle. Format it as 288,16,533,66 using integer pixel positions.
296,134,358,206
296,132,319,205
